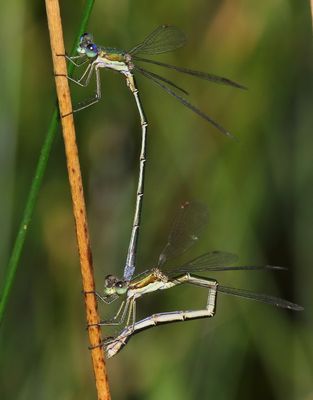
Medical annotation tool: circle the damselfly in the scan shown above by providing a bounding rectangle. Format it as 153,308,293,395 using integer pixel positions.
66,25,245,136
87,201,302,358
65,25,246,283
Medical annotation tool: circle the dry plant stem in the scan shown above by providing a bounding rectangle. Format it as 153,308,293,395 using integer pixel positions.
45,1,111,399
311,0,313,29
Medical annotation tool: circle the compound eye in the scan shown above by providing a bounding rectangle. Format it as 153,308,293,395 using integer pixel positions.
85,43,98,57
115,281,127,295
104,275,118,288
104,275,120,296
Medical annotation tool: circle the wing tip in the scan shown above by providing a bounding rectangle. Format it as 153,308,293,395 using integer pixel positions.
290,304,304,311
224,130,239,142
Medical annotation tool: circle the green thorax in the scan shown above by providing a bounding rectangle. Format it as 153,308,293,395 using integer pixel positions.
129,268,167,290
98,46,127,62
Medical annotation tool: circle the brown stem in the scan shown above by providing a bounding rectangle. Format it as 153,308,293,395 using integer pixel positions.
44,1,111,399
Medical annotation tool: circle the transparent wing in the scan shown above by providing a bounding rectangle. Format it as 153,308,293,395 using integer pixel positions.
165,251,238,275
133,57,247,90
129,25,187,56
134,68,188,95
158,201,208,268
165,251,287,275
183,251,239,269
218,285,304,311
135,66,235,139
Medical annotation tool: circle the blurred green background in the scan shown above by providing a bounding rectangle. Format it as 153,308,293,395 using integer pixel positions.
0,0,312,399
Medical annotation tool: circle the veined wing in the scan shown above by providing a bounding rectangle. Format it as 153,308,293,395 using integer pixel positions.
165,251,287,276
135,67,189,95
158,201,208,268
133,57,247,90
165,251,237,275
183,250,239,269
135,66,235,139
218,285,304,311
129,25,186,56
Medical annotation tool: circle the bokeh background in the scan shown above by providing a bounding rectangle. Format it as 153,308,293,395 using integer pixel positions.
0,0,312,399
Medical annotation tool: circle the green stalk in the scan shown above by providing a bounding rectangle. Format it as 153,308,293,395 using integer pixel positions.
0,0,95,325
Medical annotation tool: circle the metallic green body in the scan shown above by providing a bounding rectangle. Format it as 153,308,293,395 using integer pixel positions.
98,46,126,62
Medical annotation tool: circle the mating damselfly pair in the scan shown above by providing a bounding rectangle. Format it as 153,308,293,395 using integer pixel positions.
64,26,302,358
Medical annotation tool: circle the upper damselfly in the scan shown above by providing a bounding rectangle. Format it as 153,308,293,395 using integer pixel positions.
67,25,245,138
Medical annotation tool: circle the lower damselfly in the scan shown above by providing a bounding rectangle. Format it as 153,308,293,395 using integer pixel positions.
87,201,303,358
65,25,246,283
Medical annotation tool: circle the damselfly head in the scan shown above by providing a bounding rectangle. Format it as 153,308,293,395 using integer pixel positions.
77,33,98,58
104,274,128,296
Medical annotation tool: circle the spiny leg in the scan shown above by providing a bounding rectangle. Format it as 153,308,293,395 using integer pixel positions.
85,290,120,331
55,63,97,117
56,53,88,68
125,298,137,333
95,300,127,326
100,300,136,355
65,54,89,67
84,290,117,304
72,66,102,112
85,294,129,349
96,298,134,327
67,63,94,87
54,63,92,86
89,298,137,351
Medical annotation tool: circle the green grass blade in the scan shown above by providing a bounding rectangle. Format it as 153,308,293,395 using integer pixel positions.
0,0,95,326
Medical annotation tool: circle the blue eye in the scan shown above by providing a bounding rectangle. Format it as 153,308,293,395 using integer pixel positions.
76,34,97,56
85,43,98,57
